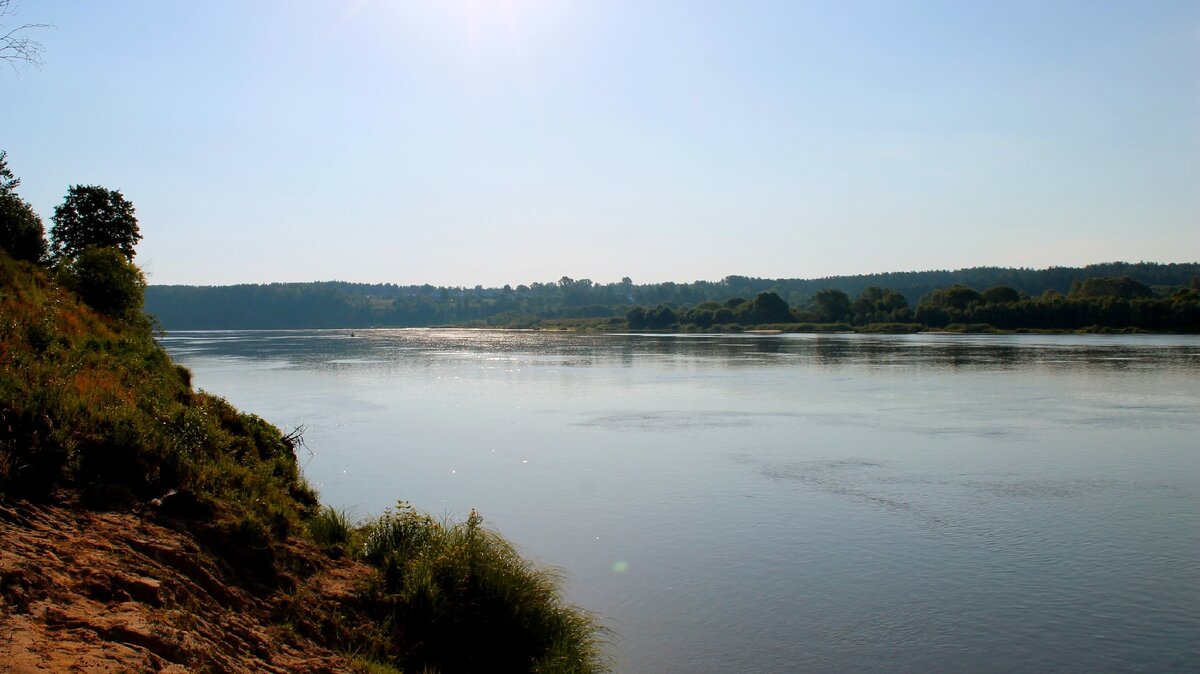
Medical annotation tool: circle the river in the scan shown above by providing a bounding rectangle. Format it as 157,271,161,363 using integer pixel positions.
161,330,1200,673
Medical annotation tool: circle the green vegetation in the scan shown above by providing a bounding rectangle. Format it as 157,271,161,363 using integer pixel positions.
0,151,47,263
144,264,1200,330
0,249,318,533
58,246,148,320
359,504,607,674
50,184,142,263
911,282,1200,331
307,505,355,556
612,281,1200,333
0,152,608,672
302,501,609,671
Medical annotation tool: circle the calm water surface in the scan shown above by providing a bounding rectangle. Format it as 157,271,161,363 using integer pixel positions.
161,330,1200,673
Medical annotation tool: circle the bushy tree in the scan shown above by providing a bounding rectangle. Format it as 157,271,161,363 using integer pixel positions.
1069,276,1153,300
644,304,677,329
626,306,646,329
981,285,1021,304
51,185,141,262
59,246,147,320
0,195,46,262
852,286,910,324
0,151,47,262
920,285,983,311
813,288,852,323
750,292,792,323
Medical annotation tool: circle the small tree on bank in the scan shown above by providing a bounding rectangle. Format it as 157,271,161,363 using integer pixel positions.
0,194,47,262
0,151,47,262
59,246,146,320
51,185,141,263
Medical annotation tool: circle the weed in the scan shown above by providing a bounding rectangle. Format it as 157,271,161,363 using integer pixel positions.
307,505,355,556
356,504,609,673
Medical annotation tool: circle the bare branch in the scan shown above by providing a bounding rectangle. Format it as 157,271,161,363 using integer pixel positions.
0,0,50,72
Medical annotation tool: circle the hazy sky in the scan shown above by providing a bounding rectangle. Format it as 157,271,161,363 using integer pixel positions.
4,1,1198,286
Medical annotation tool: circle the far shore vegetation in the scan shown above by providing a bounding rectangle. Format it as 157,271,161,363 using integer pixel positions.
145,266,1200,334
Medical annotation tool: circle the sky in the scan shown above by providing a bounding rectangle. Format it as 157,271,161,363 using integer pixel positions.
3,0,1198,287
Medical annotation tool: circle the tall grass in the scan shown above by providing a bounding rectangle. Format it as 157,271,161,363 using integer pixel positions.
307,505,355,555
358,503,609,674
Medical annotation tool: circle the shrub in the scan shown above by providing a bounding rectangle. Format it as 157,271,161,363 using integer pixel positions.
359,503,609,673
308,505,355,555
59,246,146,320
0,194,47,263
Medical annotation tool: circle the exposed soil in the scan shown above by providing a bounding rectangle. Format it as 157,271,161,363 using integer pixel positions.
0,495,378,673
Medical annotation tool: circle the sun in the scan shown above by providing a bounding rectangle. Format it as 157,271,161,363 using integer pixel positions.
344,0,545,43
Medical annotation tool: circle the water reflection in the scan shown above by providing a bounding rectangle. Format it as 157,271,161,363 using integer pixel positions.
160,329,1200,374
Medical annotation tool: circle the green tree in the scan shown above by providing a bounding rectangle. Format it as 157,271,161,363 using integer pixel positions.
626,306,646,329
0,152,47,262
981,286,1021,304
813,288,852,323
59,246,147,320
852,286,910,324
1069,276,1153,300
689,308,715,328
645,304,677,329
921,285,983,311
749,291,791,323
0,195,46,262
0,150,18,197
51,185,142,262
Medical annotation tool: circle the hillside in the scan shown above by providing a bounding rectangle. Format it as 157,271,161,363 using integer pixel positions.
145,262,1200,330
0,250,607,673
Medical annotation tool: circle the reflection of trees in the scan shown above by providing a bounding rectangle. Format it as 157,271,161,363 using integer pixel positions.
161,330,1200,374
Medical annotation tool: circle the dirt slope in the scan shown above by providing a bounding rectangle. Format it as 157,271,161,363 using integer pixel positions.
0,495,373,673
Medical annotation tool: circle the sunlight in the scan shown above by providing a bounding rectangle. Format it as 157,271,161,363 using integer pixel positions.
345,0,543,44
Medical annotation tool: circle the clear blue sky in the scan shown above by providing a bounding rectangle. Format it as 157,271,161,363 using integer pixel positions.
4,1,1198,286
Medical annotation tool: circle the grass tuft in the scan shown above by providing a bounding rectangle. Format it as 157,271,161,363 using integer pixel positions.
307,505,355,555
357,503,610,673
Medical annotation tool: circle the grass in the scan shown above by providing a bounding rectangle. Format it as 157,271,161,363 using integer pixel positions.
0,252,319,533
307,505,355,556
357,503,609,674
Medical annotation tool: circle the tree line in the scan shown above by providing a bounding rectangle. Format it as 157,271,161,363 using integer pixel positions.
144,265,1200,332
142,271,1200,333
625,278,1200,332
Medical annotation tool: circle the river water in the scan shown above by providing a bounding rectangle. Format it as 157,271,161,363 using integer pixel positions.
161,330,1200,673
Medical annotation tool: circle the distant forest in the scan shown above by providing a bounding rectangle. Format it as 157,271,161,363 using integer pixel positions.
145,262,1200,331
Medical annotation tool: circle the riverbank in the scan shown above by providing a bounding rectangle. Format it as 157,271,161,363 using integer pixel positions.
0,494,365,672
0,250,608,673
